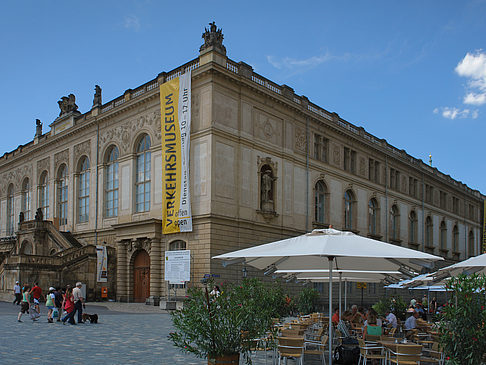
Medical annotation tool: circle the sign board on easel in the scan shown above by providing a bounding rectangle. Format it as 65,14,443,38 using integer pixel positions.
165,250,190,284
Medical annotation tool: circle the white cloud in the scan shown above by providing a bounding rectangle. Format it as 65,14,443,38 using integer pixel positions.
266,54,334,70
455,51,486,105
434,106,479,120
124,15,141,32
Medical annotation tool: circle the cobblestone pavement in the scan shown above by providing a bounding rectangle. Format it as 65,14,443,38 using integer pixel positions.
0,301,323,364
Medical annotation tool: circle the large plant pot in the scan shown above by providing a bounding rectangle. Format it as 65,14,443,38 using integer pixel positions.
208,353,240,364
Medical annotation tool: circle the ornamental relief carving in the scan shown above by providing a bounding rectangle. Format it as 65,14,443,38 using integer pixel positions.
100,110,161,155
54,150,69,173
74,140,91,161
254,112,281,145
127,238,152,255
294,126,306,152
37,157,50,177
0,164,32,196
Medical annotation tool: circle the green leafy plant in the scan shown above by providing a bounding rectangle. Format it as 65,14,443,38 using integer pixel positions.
438,274,486,365
372,295,407,319
296,287,319,315
169,278,282,364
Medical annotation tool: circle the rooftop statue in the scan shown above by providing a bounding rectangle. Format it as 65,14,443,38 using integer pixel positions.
57,93,78,116
93,85,102,107
200,21,226,54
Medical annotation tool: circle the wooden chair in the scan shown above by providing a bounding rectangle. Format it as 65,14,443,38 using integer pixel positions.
281,328,305,337
419,342,444,364
388,344,422,365
277,337,305,365
357,338,386,365
388,327,397,337
304,335,328,365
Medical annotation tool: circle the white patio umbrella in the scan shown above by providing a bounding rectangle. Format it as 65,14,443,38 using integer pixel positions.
213,228,443,365
432,253,486,283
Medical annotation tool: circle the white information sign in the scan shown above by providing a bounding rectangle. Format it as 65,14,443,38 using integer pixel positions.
165,250,190,284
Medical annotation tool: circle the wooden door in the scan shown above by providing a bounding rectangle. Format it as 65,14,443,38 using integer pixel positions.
133,250,150,303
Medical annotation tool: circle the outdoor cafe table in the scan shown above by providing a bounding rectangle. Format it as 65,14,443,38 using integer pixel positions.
377,340,422,361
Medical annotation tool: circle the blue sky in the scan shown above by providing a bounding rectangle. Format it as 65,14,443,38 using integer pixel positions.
1,1,485,194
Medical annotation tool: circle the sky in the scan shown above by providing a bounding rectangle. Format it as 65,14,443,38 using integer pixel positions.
0,1,485,194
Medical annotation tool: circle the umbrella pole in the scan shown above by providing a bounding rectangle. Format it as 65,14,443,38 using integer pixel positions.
344,280,347,311
339,272,342,320
328,257,334,365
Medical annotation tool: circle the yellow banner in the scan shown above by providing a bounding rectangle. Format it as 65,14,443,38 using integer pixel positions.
160,72,192,234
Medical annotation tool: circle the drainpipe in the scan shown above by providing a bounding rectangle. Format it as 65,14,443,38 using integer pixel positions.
305,117,310,232
422,172,425,252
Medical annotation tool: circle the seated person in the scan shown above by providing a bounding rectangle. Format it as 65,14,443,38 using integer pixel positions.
345,304,364,325
331,308,339,325
363,309,382,340
404,310,421,339
385,310,398,329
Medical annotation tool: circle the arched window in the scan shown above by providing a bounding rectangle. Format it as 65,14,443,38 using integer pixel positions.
169,240,187,288
20,240,33,255
57,165,68,226
368,198,378,236
440,221,447,251
425,216,433,248
21,178,31,221
260,165,275,212
468,231,475,257
452,225,459,253
390,205,400,241
105,146,119,218
78,157,90,223
38,171,49,219
409,211,417,244
135,135,151,213
6,184,14,235
344,190,354,230
314,181,326,224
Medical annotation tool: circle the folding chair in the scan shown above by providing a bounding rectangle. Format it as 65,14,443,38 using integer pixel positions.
357,338,386,365
388,344,422,365
304,335,328,365
420,342,445,365
277,337,305,365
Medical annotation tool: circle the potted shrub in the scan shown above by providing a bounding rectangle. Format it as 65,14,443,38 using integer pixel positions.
438,274,486,365
169,278,283,364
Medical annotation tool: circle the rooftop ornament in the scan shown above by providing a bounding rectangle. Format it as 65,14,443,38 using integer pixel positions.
200,21,226,55
57,93,79,116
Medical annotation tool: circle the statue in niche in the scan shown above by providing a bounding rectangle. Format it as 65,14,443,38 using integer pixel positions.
260,166,275,212
57,94,78,116
200,21,226,54
19,212,24,223
93,85,102,107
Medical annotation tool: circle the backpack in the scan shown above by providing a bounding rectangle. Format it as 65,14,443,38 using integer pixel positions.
54,291,63,307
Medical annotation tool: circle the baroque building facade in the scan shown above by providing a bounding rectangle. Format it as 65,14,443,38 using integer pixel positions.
0,24,484,305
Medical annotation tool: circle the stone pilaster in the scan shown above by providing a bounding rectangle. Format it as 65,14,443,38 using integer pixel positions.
116,240,128,302
149,238,162,299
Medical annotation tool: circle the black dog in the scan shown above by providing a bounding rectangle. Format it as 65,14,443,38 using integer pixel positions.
82,313,98,323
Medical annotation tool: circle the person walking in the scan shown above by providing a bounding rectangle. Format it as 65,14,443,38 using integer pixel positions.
13,281,21,305
72,282,85,323
53,287,63,322
29,282,43,316
61,285,76,325
17,285,31,322
45,287,56,323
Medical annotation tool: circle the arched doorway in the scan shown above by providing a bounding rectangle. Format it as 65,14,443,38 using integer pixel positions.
133,250,150,302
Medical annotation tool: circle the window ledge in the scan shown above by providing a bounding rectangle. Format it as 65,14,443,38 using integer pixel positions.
312,222,330,229
425,245,435,253
389,238,402,245
368,234,382,240
342,228,359,234
439,248,449,255
408,242,419,249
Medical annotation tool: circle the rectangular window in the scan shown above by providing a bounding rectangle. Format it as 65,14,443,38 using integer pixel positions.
313,134,329,162
369,159,380,183
440,191,448,210
389,168,400,191
344,147,356,173
409,177,418,198
469,204,475,220
425,184,434,204
452,197,459,214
